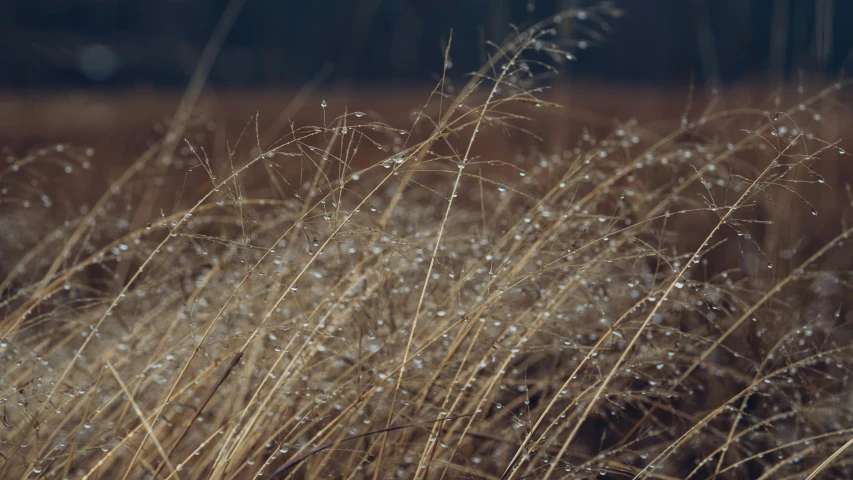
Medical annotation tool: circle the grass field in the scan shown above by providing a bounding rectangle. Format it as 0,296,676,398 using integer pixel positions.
2,5,853,479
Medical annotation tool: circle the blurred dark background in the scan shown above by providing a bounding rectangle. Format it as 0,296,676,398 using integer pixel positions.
1,0,852,91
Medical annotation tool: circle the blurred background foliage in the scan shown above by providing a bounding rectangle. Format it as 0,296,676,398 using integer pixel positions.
2,0,852,90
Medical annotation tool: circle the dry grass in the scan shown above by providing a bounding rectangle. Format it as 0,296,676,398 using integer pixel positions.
2,5,853,479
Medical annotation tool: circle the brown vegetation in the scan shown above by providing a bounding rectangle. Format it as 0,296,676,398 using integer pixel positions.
2,6,853,479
